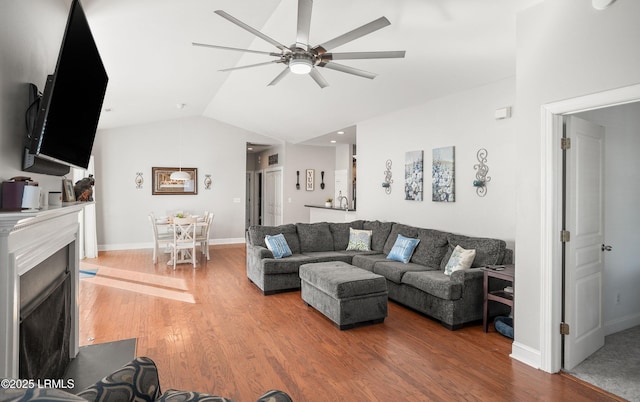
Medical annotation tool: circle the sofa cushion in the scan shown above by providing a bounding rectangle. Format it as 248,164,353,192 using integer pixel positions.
411,228,450,268
443,245,476,275
440,233,506,269
387,234,421,263
265,234,292,259
262,254,315,275
401,270,463,300
383,223,420,255
363,220,394,252
302,251,353,264
346,228,373,251
373,259,434,284
351,253,388,271
329,220,364,250
297,222,334,252
249,224,301,254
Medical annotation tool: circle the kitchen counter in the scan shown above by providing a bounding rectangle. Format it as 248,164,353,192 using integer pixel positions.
305,205,357,223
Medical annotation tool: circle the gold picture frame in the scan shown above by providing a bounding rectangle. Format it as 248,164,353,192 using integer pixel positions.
63,179,75,202
152,167,198,195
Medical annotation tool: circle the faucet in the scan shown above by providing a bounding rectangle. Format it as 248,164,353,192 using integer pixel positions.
337,191,349,210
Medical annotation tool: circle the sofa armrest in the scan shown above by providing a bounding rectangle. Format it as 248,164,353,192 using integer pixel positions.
450,268,483,284
248,244,274,259
76,357,162,402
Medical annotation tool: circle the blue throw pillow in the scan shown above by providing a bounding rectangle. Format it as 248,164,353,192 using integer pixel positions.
387,234,420,263
264,234,292,259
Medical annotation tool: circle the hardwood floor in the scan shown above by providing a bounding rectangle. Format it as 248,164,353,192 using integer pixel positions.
79,245,620,401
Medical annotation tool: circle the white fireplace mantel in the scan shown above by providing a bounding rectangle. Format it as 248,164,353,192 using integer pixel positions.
0,203,87,378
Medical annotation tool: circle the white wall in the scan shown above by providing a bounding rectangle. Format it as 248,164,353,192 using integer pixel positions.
0,1,71,195
515,0,640,368
283,143,336,224
92,116,276,249
357,77,516,245
576,103,640,334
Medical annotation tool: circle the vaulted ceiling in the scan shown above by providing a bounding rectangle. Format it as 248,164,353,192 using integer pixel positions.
84,0,539,144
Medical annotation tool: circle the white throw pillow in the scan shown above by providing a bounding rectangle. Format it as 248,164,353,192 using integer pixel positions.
444,245,476,275
346,228,373,251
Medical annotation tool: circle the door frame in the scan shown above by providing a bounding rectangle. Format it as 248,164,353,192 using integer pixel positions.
540,83,640,373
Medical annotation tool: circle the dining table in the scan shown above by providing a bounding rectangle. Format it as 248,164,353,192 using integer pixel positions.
154,214,208,265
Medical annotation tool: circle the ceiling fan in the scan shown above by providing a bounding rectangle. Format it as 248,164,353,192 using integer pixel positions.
192,0,406,88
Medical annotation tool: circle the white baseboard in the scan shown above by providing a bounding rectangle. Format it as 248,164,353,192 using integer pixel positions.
98,238,245,252
510,341,541,370
605,312,640,336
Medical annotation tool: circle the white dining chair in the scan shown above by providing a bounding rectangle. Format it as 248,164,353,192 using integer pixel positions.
196,212,214,260
169,217,198,269
148,213,172,264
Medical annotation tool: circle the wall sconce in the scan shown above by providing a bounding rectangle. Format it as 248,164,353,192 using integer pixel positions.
135,172,143,189
473,148,491,197
204,174,212,190
382,159,393,194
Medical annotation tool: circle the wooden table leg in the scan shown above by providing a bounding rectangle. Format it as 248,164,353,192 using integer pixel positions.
483,271,489,332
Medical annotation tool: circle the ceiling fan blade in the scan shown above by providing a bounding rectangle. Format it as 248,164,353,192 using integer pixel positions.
309,68,329,88
320,62,377,80
192,42,280,56
219,60,281,72
268,67,290,86
324,50,406,60
314,16,391,53
214,10,289,51
296,0,313,50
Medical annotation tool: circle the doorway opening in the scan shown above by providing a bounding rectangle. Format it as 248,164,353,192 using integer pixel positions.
540,84,640,399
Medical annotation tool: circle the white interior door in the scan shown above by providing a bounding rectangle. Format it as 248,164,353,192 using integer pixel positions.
263,168,283,226
564,116,605,370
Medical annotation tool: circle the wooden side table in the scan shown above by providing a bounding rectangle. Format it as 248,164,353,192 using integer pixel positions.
482,265,515,333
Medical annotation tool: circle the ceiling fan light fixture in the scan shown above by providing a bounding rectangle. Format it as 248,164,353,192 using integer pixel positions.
289,55,313,75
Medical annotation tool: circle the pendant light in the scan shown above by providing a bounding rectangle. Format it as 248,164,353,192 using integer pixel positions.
170,103,190,181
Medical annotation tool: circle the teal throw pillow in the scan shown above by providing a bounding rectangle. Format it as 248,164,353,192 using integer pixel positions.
387,234,420,263
346,228,373,251
265,234,292,259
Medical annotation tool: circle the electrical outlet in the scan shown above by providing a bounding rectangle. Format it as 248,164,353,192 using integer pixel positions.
615,292,621,305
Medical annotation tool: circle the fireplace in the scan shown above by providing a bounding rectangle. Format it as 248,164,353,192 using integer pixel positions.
0,205,85,379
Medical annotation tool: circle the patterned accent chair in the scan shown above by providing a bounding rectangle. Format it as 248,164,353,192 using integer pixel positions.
0,357,292,402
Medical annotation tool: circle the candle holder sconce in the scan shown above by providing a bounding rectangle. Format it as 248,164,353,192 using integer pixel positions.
382,159,393,194
473,148,491,197
135,172,144,189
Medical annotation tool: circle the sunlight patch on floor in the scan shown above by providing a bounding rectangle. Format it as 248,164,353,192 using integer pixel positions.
80,262,195,303
80,262,189,290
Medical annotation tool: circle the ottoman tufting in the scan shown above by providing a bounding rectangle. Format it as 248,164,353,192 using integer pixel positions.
299,261,388,330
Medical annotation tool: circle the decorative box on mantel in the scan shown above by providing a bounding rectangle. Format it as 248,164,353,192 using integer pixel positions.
0,203,88,379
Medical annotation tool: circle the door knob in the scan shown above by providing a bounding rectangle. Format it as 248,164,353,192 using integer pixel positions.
601,244,613,252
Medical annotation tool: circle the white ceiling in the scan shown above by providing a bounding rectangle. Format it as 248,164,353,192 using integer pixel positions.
84,0,540,144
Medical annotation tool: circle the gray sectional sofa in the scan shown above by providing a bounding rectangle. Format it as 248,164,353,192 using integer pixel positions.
246,220,512,330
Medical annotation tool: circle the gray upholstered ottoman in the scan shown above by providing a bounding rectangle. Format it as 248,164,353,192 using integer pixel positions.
299,261,388,330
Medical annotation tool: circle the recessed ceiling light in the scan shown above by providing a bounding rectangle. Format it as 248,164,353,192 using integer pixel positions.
330,140,337,144
337,131,344,134
247,147,254,151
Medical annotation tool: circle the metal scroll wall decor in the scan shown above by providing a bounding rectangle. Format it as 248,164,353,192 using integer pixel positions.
382,159,393,194
135,172,144,189
204,174,212,190
473,148,491,197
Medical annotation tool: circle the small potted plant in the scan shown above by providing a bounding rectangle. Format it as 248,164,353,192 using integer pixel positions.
325,198,333,208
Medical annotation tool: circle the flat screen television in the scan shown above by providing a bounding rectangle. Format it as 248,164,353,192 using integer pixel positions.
24,0,108,173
